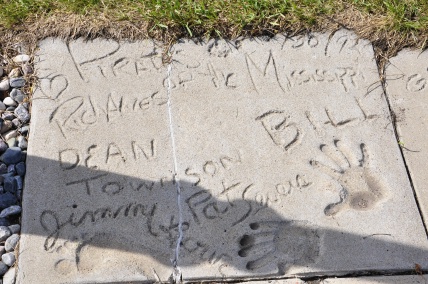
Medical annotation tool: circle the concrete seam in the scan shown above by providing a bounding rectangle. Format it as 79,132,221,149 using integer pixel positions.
166,62,183,282
375,50,428,237
181,269,425,284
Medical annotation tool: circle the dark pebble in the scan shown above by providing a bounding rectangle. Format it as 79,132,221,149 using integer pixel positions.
0,218,9,227
16,190,22,201
0,147,22,165
0,193,17,210
0,120,12,134
0,206,21,218
21,150,26,162
1,173,12,178
0,163,7,175
5,107,15,112
6,165,14,175
14,176,22,190
0,261,7,276
15,162,25,176
3,177,17,194
0,163,7,174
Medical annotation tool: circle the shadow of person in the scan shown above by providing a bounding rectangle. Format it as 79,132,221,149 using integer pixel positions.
18,155,428,283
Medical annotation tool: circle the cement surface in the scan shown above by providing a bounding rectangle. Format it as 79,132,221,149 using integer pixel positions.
385,49,428,227
19,39,178,283
17,30,428,283
171,31,428,280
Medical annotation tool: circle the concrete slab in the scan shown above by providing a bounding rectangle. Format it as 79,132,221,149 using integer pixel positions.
18,39,179,283
18,31,428,283
384,49,428,226
171,31,428,280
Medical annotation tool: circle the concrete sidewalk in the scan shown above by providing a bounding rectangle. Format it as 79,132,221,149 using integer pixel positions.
16,30,428,283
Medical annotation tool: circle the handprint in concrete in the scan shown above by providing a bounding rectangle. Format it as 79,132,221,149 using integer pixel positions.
238,221,321,273
310,140,387,216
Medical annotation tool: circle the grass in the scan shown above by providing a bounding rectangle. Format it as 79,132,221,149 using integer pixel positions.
0,0,427,63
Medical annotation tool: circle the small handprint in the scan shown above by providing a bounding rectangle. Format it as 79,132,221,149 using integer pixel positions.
310,140,387,216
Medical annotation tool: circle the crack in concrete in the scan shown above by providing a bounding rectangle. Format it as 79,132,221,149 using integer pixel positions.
166,62,184,283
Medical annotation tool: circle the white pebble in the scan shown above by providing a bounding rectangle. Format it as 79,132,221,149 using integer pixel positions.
13,54,30,63
0,80,9,91
3,98,16,107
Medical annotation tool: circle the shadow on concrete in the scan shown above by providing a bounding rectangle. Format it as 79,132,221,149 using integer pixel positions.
18,155,428,283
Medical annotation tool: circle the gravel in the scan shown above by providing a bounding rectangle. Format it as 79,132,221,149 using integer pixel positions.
0,52,31,283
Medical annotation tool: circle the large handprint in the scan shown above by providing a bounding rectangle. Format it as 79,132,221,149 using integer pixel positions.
310,140,387,216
